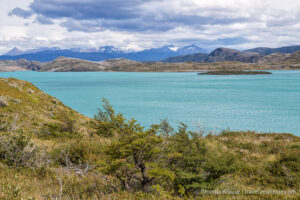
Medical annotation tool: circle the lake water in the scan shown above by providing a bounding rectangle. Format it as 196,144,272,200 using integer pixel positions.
0,71,300,135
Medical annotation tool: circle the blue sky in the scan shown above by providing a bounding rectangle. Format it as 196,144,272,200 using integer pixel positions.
1,0,300,53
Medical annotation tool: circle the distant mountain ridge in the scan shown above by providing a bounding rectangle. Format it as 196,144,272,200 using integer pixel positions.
3,44,300,63
244,45,300,55
4,47,23,56
163,48,262,63
206,48,261,63
0,44,207,62
4,47,61,56
164,44,300,63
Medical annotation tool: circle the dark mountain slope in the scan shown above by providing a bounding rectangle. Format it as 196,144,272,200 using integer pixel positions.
163,48,262,63
162,53,208,63
245,45,300,55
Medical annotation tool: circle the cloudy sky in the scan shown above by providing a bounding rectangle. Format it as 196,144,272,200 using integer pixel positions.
1,0,300,54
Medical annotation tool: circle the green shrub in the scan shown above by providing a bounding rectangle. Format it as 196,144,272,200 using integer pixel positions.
39,122,81,139
203,152,240,181
38,112,80,139
0,131,38,167
51,141,94,168
166,125,240,195
265,148,300,188
95,99,174,192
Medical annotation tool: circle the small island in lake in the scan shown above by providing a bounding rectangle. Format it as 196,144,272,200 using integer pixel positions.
198,70,272,75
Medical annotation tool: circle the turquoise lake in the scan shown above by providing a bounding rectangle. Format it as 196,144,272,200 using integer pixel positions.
0,71,300,135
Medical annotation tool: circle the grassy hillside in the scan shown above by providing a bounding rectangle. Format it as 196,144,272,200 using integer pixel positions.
0,78,90,134
39,57,105,72
2,55,300,72
0,78,299,200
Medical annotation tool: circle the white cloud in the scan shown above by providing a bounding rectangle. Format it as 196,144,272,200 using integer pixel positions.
1,0,300,54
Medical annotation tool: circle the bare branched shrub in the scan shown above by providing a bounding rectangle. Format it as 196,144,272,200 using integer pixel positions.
52,144,95,176
1,114,23,133
0,95,8,107
27,88,35,94
0,131,38,167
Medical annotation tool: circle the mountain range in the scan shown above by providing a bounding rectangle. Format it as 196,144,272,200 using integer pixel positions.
0,44,207,62
244,45,300,55
163,48,262,63
2,44,300,63
3,47,300,73
4,47,61,56
163,45,300,63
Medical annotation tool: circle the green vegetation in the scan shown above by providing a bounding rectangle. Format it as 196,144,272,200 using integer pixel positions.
0,78,299,199
0,78,90,134
197,70,272,75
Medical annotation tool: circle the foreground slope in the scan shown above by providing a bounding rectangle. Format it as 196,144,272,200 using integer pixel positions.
0,78,90,134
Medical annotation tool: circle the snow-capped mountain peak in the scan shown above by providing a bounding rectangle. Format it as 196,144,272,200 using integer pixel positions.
177,44,207,55
98,46,123,54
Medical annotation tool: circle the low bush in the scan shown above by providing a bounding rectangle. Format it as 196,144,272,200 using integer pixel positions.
51,141,97,174
265,148,300,189
39,122,81,139
0,131,38,167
